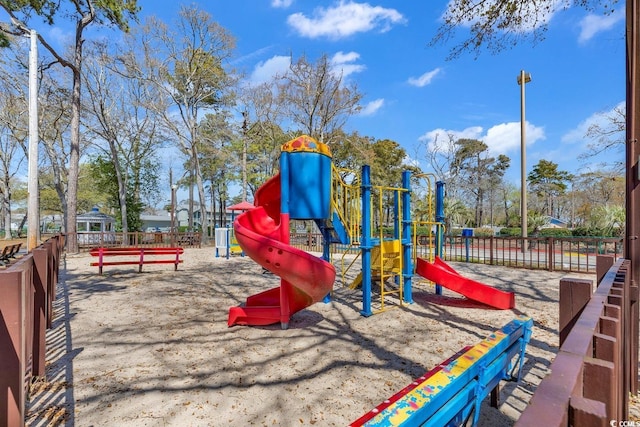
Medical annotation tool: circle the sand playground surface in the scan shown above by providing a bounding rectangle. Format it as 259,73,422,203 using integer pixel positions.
26,247,598,426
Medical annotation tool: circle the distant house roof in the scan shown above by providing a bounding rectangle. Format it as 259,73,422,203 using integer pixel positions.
549,217,567,225
77,206,115,223
140,213,171,222
545,217,569,228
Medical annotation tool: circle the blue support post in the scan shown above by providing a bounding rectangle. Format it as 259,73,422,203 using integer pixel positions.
435,181,445,295
402,171,413,304
464,231,471,262
280,152,290,216
360,165,373,317
322,239,331,303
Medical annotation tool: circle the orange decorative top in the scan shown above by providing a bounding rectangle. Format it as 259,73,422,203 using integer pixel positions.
281,135,332,157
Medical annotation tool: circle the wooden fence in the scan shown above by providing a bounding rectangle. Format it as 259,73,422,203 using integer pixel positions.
516,256,637,425
0,236,64,427
72,231,201,250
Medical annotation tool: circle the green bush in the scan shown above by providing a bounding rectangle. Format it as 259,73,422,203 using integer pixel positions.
448,227,463,236
413,225,433,235
537,228,573,237
474,227,495,237
498,227,521,237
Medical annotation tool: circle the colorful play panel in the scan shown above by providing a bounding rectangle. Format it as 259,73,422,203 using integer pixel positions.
350,316,533,426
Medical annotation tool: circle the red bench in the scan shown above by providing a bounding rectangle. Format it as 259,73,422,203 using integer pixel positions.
90,247,184,275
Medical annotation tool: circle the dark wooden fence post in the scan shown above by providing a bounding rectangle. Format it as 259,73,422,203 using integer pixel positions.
559,277,593,346
0,267,31,427
32,247,49,377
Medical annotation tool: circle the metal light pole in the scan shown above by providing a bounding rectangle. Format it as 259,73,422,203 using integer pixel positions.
171,184,177,246
27,29,39,252
517,70,531,253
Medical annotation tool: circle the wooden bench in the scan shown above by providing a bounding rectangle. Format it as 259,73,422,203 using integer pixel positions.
350,316,533,427
0,243,22,266
90,247,184,275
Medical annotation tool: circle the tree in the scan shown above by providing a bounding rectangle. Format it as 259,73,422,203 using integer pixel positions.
486,154,511,226
198,111,236,227
38,67,75,232
451,138,509,227
89,156,146,231
0,105,27,239
278,54,362,144
371,138,418,225
238,82,289,198
0,48,28,239
566,169,624,227
330,130,376,173
430,0,619,59
0,0,139,252
82,40,164,233
527,159,572,217
129,5,236,240
582,103,626,172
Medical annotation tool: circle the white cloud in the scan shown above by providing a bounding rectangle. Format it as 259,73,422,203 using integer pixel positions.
359,98,384,116
249,55,291,85
578,10,624,43
561,101,625,144
419,126,483,152
419,122,545,155
287,1,406,40
271,0,293,8
330,51,365,78
484,122,545,153
408,68,441,87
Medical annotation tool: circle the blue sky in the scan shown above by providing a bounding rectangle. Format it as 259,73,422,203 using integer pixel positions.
28,1,628,192
139,0,625,185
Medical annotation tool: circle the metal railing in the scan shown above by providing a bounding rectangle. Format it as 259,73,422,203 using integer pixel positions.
288,232,622,274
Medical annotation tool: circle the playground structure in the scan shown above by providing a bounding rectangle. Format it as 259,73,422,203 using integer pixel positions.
416,257,516,310
214,227,243,258
215,201,255,258
227,136,338,328
227,135,516,328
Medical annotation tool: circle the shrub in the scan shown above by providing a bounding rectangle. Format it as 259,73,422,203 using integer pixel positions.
537,228,573,237
474,227,495,237
448,227,463,236
498,227,521,237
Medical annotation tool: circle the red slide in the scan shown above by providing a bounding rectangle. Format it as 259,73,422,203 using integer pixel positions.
227,173,336,327
415,257,515,310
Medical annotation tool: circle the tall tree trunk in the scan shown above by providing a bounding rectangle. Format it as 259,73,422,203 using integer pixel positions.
2,182,10,240
192,147,209,244
66,11,95,253
109,140,128,234
188,167,194,231
66,61,81,253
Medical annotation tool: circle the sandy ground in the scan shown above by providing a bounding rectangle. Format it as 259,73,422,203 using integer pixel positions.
25,247,598,426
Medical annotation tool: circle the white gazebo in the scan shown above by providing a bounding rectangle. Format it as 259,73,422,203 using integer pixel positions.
76,206,116,245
